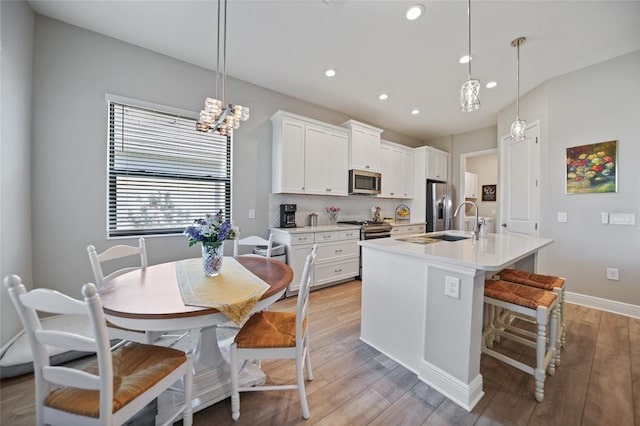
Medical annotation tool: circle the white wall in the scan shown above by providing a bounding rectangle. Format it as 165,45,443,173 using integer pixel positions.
497,50,640,307
1,2,35,346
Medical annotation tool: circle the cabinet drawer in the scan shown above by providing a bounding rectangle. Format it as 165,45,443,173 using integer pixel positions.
339,229,360,240
391,227,403,235
316,240,359,262
315,231,339,242
405,225,422,234
314,258,359,286
291,233,314,245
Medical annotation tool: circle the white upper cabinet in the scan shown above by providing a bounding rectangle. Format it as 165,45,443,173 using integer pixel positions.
464,171,479,198
271,111,349,196
341,120,383,172
426,147,449,182
379,140,415,199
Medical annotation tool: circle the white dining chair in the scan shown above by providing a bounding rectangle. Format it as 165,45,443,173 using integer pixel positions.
87,238,188,345
3,274,193,426
233,233,273,258
229,244,317,421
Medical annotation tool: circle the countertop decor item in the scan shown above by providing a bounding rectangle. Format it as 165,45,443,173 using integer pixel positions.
395,205,410,223
326,206,341,224
371,206,381,222
184,210,236,276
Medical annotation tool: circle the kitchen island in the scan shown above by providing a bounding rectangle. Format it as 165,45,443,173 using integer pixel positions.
358,231,553,411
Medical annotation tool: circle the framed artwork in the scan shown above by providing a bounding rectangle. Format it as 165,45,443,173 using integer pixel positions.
482,184,497,202
566,140,617,194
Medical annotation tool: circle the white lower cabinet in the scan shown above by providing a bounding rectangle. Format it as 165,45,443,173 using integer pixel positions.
272,227,360,295
391,223,426,236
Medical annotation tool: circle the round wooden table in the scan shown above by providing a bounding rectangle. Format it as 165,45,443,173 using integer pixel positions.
98,256,293,417
99,256,293,329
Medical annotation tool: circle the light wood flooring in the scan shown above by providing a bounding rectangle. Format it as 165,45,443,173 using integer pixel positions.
1,280,638,425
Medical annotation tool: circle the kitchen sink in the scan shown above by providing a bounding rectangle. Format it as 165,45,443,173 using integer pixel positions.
429,234,470,242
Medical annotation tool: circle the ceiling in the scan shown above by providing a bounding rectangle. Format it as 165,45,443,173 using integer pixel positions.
27,0,640,141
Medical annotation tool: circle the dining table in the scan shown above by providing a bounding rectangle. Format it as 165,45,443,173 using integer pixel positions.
98,256,293,419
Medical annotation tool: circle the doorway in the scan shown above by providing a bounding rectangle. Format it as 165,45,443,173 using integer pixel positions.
458,148,498,231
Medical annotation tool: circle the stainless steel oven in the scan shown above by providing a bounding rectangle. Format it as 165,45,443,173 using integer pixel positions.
338,221,392,278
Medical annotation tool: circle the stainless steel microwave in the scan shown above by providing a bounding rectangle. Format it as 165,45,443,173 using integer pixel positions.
349,169,381,195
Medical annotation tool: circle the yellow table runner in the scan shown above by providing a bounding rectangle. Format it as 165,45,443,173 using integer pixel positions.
176,257,269,325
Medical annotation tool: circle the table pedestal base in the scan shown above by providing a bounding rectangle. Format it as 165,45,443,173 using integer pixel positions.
156,325,266,424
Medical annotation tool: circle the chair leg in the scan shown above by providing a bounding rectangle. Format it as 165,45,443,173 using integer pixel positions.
296,348,310,419
535,319,547,402
183,353,194,426
304,340,313,381
230,343,240,421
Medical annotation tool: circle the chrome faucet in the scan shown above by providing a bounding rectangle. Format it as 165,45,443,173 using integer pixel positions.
454,201,480,240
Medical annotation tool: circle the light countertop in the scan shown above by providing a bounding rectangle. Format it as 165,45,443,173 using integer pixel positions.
270,224,361,234
359,231,553,271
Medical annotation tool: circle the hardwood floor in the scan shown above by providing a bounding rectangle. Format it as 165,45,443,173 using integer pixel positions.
1,280,638,425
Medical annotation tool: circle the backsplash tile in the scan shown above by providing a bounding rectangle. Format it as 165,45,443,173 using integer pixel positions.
269,194,415,227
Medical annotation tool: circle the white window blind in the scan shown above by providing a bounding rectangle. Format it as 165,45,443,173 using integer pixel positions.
108,100,232,237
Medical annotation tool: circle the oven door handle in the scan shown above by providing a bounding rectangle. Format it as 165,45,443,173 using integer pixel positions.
364,232,391,240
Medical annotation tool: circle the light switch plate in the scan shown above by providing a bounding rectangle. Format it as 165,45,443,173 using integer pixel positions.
557,212,568,223
601,212,609,224
609,212,635,225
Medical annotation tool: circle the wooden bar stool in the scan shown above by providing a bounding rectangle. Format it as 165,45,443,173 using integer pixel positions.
497,269,566,348
483,279,560,402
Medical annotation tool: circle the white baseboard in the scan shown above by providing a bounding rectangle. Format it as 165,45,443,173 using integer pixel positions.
565,291,640,319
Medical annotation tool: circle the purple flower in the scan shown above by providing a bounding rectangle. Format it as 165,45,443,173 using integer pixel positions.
183,212,236,247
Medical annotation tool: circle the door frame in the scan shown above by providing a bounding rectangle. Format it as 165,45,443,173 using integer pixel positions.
458,148,498,231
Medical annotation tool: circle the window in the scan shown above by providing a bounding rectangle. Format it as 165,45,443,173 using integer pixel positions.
107,98,232,237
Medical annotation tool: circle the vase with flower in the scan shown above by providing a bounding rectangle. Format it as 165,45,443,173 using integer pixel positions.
184,210,236,276
326,206,341,225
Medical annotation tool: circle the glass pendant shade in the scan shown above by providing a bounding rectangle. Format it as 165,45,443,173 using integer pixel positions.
460,78,480,112
195,0,249,135
510,118,527,141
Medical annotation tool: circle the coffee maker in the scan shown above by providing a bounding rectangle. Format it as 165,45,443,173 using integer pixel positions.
280,204,297,228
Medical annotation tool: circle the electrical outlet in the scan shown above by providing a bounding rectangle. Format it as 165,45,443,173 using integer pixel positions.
445,276,460,299
248,209,255,219
606,268,619,280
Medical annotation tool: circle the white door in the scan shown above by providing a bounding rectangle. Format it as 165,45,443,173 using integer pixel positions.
499,121,540,236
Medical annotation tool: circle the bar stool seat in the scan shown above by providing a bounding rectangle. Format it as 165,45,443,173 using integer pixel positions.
497,269,566,348
483,279,560,402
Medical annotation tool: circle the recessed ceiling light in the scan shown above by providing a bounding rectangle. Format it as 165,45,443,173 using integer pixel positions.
486,81,498,88
411,109,420,115
459,55,471,64
324,69,336,77
405,4,424,21
378,93,388,100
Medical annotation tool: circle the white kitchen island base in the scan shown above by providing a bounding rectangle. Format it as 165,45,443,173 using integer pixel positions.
359,232,553,411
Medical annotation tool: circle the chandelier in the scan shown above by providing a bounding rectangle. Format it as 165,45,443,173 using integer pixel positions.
460,0,480,112
196,0,249,135
510,37,527,141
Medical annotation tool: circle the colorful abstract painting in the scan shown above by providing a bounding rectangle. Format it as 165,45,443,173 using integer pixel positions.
566,140,617,194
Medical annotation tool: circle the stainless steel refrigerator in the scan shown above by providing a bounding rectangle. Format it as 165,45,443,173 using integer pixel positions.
426,180,454,232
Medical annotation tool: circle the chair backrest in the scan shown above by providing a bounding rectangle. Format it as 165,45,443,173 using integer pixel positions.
87,237,147,287
233,233,273,258
296,244,317,346
3,275,113,425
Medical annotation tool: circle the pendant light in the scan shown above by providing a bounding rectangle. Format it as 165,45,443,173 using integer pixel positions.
510,37,526,141
196,0,249,135
460,0,480,112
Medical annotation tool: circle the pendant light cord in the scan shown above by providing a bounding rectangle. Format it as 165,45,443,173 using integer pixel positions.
516,40,520,119
223,0,227,107
467,0,472,79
